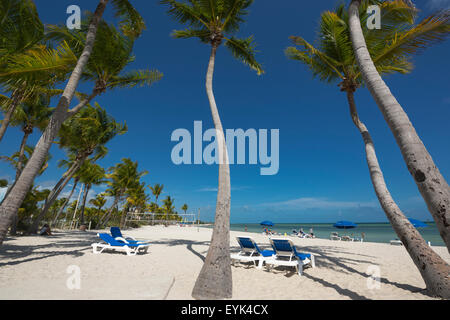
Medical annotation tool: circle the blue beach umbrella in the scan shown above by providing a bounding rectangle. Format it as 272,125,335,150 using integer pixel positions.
408,218,428,228
333,220,357,229
260,221,274,227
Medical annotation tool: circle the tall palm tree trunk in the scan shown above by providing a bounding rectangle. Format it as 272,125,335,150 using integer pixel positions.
192,43,232,300
0,0,109,245
51,178,79,227
79,184,90,227
347,89,450,298
28,160,83,234
16,129,32,180
348,0,450,252
98,196,119,229
0,91,22,143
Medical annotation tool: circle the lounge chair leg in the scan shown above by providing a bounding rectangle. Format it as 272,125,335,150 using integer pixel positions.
298,263,303,276
311,255,315,268
257,259,263,269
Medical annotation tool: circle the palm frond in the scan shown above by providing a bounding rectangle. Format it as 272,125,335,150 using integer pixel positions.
224,36,264,75
106,70,163,90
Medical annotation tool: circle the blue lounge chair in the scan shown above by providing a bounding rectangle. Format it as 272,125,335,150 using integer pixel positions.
91,233,150,256
110,227,148,244
231,236,275,269
265,238,315,275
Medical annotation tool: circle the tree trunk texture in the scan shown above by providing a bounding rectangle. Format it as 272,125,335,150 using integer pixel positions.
348,0,450,252
51,178,79,227
79,184,90,227
192,43,232,300
347,89,450,298
0,0,109,245
28,159,83,234
0,91,22,143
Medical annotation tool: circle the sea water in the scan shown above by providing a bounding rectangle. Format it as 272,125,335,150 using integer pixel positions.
225,222,445,246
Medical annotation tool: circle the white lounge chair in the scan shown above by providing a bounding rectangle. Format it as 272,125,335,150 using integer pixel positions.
91,233,150,256
390,239,403,246
231,237,275,269
265,238,315,276
330,232,341,241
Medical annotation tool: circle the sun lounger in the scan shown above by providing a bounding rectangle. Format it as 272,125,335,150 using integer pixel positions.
91,233,150,256
265,238,315,275
231,237,275,269
110,226,147,244
330,232,341,241
390,239,403,246
341,235,354,241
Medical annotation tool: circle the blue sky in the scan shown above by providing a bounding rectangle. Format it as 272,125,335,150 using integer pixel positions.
1,0,449,223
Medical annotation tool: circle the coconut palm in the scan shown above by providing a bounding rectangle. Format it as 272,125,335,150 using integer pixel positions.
89,193,107,214
148,183,164,206
28,104,126,234
181,203,188,215
0,145,51,234
98,158,148,228
76,161,106,228
126,183,149,213
162,196,175,219
161,0,263,299
0,0,78,142
347,0,450,254
8,95,52,179
286,1,450,298
0,0,148,245
51,177,80,227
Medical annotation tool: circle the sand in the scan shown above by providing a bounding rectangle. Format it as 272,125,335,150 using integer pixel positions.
0,225,449,300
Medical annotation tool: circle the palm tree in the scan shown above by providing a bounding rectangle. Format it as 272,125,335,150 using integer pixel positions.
28,104,126,233
181,204,188,215
126,183,149,214
51,177,80,227
77,161,106,228
9,94,52,179
0,0,77,142
98,158,147,228
89,193,107,214
286,1,450,298
161,0,263,299
0,0,148,245
347,0,450,253
0,145,51,234
162,195,175,220
148,183,164,206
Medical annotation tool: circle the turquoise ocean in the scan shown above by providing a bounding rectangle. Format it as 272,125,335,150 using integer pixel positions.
223,222,445,246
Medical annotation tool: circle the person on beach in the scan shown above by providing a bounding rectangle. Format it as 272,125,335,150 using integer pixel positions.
39,224,52,236
309,228,315,238
245,225,248,232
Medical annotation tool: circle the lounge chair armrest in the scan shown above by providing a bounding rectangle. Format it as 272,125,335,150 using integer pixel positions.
114,236,130,244
126,236,137,241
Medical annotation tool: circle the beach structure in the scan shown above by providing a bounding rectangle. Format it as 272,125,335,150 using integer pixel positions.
91,233,150,256
231,236,275,269
265,238,315,276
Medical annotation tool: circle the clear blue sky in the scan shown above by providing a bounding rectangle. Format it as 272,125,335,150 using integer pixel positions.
1,0,449,223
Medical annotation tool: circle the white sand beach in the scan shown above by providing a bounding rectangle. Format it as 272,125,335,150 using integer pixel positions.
0,225,449,300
